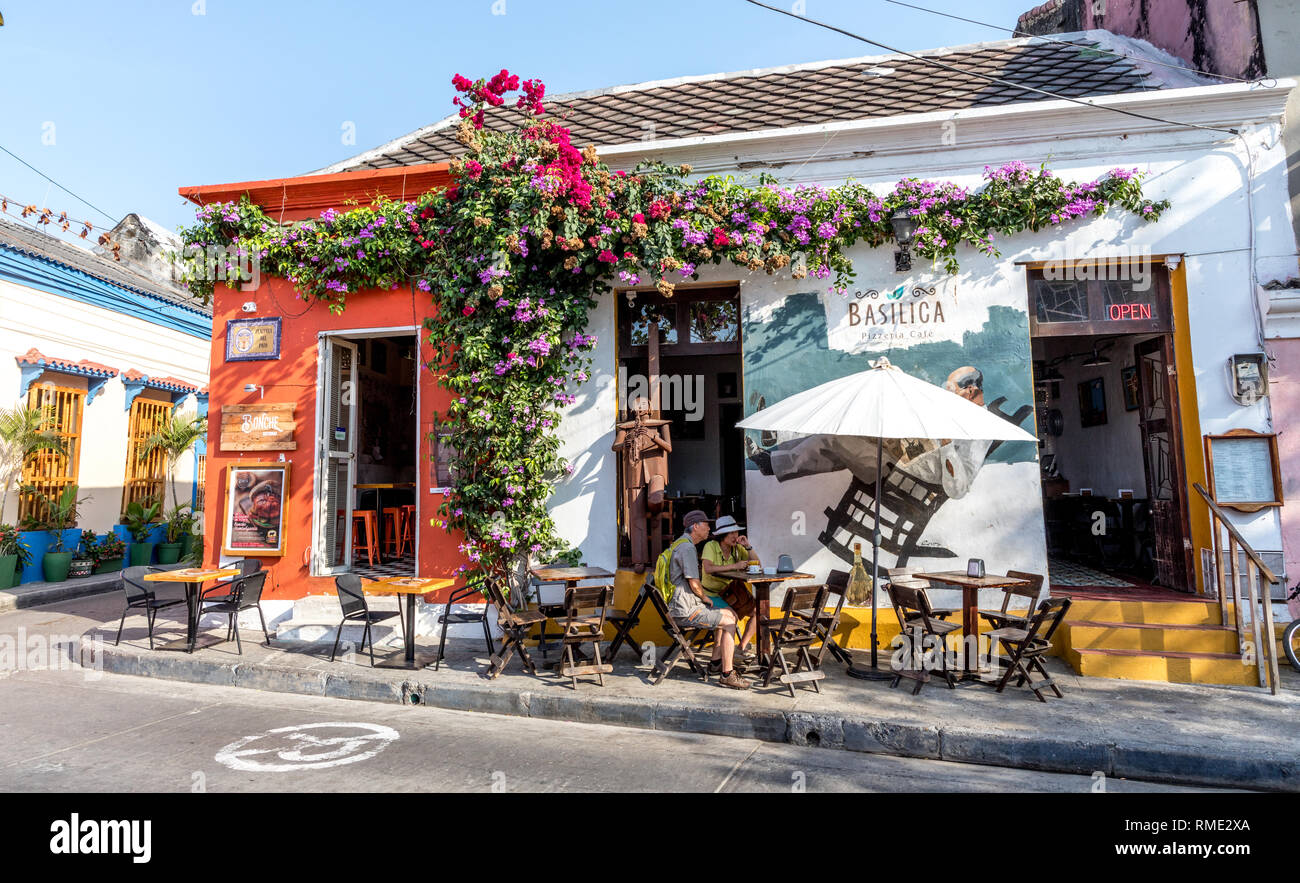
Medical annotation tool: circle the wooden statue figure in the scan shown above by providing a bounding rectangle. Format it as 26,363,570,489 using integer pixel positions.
612,396,672,572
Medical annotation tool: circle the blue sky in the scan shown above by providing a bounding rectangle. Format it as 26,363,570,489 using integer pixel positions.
0,0,1035,240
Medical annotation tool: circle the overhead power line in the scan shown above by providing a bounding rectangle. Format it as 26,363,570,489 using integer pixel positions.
880,0,1269,86
0,141,118,224
742,0,1245,137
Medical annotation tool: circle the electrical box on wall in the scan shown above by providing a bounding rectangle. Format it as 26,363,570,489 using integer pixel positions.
1227,353,1269,406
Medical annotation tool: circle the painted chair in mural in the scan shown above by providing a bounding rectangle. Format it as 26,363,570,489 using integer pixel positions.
985,597,1072,702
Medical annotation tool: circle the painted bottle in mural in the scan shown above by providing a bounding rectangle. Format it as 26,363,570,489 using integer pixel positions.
846,542,873,607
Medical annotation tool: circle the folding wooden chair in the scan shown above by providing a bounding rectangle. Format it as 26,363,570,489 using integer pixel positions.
979,570,1045,631
887,581,960,694
483,575,546,679
606,581,652,662
557,585,615,689
978,570,1044,667
760,585,830,697
644,585,713,685
987,597,1072,702
798,569,851,665
887,566,957,620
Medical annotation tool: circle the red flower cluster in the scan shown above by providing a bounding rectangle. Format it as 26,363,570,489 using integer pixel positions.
523,119,592,207
453,69,523,128
711,227,730,247
517,78,546,115
648,199,671,220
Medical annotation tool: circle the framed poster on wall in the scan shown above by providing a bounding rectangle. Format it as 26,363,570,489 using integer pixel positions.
1204,429,1282,512
225,317,282,362
222,462,290,556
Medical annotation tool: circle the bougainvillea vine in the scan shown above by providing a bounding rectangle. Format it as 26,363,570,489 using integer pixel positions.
181,70,1170,587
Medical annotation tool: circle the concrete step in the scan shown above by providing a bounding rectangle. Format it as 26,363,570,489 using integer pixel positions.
1060,620,1240,654
1063,646,1258,686
273,594,498,645
1063,598,1229,626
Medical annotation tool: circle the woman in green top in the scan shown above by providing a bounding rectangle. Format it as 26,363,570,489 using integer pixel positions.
700,515,760,662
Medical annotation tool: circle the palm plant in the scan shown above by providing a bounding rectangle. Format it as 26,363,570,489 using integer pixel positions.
0,404,66,519
137,413,207,509
20,484,83,552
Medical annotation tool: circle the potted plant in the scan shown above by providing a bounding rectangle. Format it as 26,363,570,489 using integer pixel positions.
137,413,206,510
21,484,84,583
80,529,126,575
158,505,195,564
0,523,31,589
122,498,161,566
0,405,65,520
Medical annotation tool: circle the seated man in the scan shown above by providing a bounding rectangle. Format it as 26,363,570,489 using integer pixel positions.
665,510,749,690
699,515,758,664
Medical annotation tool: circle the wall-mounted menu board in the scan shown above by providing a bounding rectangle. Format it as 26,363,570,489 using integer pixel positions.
1204,429,1282,512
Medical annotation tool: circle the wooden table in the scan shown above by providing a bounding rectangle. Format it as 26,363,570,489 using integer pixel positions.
913,571,1031,675
712,567,815,662
365,576,455,670
528,566,615,667
144,568,241,653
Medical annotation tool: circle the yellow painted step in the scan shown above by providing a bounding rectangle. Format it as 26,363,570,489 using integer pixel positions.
1063,598,1229,626
1063,646,1258,686
1060,620,1239,654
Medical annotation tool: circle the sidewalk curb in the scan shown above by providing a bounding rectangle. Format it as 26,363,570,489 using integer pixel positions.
0,573,121,612
78,636,1297,792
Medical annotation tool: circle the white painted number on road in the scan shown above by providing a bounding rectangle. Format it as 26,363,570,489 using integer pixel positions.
215,722,399,772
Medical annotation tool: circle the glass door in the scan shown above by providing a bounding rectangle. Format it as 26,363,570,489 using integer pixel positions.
314,337,358,574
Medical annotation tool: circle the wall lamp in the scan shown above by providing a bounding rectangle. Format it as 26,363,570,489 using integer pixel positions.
890,210,917,273
244,384,264,399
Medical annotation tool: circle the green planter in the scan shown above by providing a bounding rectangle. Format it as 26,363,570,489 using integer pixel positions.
0,555,17,589
129,542,155,567
157,543,183,564
180,533,196,560
42,551,74,583
93,557,124,575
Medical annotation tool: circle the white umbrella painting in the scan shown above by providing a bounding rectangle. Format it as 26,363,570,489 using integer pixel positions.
737,357,1038,678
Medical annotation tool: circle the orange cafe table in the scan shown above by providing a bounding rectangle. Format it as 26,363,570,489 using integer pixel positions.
143,567,240,653
365,576,455,670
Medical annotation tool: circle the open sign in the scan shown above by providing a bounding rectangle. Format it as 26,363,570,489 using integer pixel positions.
1108,303,1153,320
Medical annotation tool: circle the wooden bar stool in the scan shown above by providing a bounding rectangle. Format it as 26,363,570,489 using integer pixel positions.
351,510,380,566
399,504,415,557
382,507,403,558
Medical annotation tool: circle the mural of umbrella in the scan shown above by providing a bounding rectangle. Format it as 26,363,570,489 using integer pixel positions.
736,357,1038,678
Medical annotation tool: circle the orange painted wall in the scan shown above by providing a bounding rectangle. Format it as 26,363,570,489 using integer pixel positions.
204,276,468,603
187,163,467,603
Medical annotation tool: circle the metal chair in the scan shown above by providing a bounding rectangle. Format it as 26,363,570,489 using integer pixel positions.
200,558,263,605
329,573,401,666
114,566,185,650
434,576,496,671
200,570,271,655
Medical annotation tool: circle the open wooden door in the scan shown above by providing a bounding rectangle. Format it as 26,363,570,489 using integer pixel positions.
1135,335,1194,591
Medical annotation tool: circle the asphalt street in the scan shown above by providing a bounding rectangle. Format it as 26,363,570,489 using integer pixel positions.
0,666,1225,793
